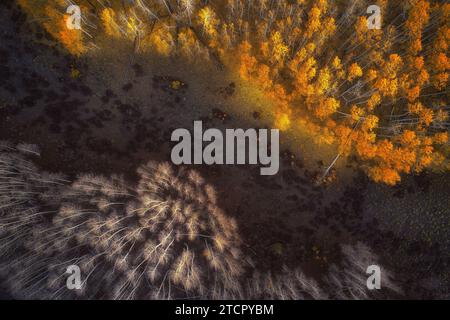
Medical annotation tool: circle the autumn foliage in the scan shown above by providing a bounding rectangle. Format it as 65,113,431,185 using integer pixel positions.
17,0,449,185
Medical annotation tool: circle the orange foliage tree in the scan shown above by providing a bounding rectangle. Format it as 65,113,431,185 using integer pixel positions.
17,0,450,185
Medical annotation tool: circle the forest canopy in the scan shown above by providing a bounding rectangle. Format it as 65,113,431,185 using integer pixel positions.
16,0,450,185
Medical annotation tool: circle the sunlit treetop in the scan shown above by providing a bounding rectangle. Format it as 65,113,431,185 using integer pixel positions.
17,0,450,185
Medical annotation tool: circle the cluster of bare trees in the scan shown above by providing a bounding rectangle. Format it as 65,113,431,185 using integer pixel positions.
245,242,403,300
0,145,412,299
245,267,327,300
0,141,69,298
0,139,242,298
1,147,245,299
325,243,402,299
